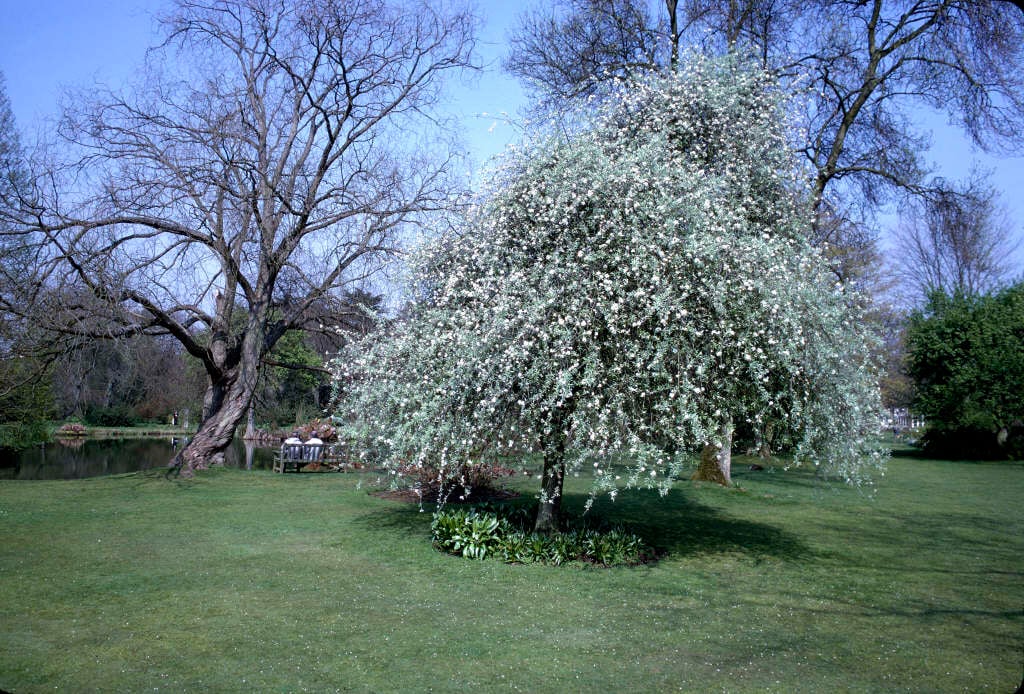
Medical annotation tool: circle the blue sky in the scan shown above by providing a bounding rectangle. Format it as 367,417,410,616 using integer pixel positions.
1,0,1021,265
0,1,529,169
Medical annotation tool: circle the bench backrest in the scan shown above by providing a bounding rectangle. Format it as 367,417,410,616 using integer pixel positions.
280,443,324,461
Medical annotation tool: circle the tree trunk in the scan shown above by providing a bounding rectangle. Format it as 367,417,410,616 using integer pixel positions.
171,330,263,475
171,375,252,475
692,417,733,485
667,0,679,68
757,420,775,459
534,433,567,533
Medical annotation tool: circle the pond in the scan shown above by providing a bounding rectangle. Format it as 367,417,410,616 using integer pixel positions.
0,437,279,480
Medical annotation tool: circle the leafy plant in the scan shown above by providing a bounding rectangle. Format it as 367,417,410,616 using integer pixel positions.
83,405,140,427
431,509,504,560
432,505,653,566
906,284,1024,459
0,421,52,451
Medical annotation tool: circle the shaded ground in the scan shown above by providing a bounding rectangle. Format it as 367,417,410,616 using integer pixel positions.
372,487,520,504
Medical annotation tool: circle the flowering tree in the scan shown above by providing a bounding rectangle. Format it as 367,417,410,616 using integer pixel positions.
336,56,884,532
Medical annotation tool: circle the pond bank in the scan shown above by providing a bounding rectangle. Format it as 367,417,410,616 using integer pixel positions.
0,436,278,480
65,425,196,438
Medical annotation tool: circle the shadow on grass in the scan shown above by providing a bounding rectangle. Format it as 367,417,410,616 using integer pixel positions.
355,486,810,562
349,491,439,538
729,463,830,491
769,587,1024,642
852,510,1024,577
574,488,810,561
888,442,1024,465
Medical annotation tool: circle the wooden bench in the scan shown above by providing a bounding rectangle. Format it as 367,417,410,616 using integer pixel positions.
273,442,324,473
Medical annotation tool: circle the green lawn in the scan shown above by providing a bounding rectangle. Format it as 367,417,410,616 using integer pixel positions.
1,450,1021,692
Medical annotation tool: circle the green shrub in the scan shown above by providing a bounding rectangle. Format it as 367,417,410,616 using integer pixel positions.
431,505,653,566
430,508,505,560
0,421,51,451
83,405,140,427
906,285,1024,459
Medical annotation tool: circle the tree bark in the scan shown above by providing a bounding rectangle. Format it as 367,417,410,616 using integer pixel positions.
171,375,252,475
170,330,263,476
534,431,567,533
757,420,775,459
692,417,733,485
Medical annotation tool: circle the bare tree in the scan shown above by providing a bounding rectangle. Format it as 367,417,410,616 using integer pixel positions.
0,72,21,209
1,71,51,423
793,2,1024,231
505,0,665,105
895,173,1021,303
8,0,476,473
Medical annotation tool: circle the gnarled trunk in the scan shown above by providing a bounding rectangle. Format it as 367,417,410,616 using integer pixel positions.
171,328,263,476
692,417,733,486
172,373,253,475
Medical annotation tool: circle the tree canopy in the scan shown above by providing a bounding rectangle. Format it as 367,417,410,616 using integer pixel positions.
336,57,885,531
906,283,1024,458
505,0,1024,280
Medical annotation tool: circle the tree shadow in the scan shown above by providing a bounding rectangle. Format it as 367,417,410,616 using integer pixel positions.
888,442,1024,464
569,488,810,561
348,491,438,537
353,485,810,562
728,463,831,490
845,509,1024,574
889,444,932,460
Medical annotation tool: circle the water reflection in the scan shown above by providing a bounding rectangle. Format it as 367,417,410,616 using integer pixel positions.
0,438,278,480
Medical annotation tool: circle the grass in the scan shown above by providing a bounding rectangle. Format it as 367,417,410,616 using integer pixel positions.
1,449,1021,692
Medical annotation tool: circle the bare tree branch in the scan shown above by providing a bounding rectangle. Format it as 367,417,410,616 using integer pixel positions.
894,171,1021,303
8,0,478,473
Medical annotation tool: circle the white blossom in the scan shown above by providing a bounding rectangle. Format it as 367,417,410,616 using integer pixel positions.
333,55,885,502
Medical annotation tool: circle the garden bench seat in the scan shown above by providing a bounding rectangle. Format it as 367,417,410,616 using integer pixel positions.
273,442,324,473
